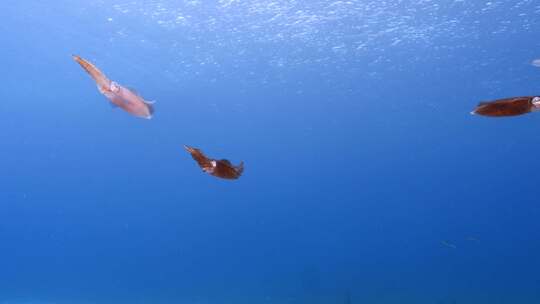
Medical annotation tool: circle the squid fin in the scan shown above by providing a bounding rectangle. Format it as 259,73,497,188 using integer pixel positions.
146,103,155,115
126,86,140,95
220,159,232,166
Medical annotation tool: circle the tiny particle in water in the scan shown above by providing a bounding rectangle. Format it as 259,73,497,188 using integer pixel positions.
441,240,457,249
531,59,540,67
107,17,113,22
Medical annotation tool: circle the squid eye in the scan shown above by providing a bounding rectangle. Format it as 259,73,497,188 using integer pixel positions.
533,96,540,106
110,82,120,92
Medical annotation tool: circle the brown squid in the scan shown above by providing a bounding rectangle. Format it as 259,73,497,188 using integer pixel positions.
184,145,244,180
471,96,540,117
73,55,154,119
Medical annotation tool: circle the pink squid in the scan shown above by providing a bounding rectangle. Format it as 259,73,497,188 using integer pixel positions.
73,55,154,119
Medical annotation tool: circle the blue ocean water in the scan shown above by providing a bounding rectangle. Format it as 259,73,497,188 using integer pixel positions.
1,0,540,303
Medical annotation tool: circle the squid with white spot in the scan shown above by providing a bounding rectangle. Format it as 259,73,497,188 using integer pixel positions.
471,96,540,117
73,55,154,119
184,145,244,180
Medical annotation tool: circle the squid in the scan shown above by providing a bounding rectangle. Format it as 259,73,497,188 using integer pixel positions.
184,145,244,180
471,96,540,117
72,55,154,119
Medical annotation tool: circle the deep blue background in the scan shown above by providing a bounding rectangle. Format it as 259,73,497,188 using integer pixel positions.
1,1,540,303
